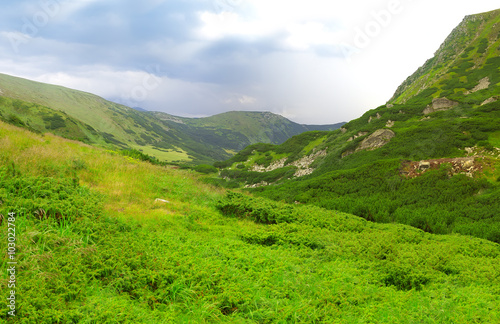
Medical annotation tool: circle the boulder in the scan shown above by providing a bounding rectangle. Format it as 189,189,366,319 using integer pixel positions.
418,161,431,170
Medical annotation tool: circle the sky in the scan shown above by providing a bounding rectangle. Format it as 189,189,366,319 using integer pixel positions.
0,1,499,124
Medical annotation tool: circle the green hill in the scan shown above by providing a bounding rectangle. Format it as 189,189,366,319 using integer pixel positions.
0,73,343,165
1,121,500,323
213,9,500,242
153,110,344,152
391,9,500,104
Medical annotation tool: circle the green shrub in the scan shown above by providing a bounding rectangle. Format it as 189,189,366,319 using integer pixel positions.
194,164,218,174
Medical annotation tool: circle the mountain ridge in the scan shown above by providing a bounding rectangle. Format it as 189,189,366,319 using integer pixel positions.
0,73,344,164
390,8,500,104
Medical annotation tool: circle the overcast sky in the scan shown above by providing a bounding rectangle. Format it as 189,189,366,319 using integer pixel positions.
0,1,499,124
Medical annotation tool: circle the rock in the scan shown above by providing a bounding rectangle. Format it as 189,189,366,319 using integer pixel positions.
244,181,269,188
466,77,490,94
465,147,475,155
340,127,347,134
462,160,474,168
368,116,373,123
251,158,287,172
387,104,394,108
386,120,395,128
376,113,381,119
481,97,497,106
418,161,431,170
355,129,395,152
347,132,368,142
290,149,327,177
423,97,459,115
155,198,170,204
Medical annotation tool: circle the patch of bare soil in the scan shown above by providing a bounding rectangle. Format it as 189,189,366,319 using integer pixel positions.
400,157,482,179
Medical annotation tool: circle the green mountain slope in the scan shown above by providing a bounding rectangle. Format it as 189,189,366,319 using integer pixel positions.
153,110,344,152
1,121,500,322
213,9,500,242
0,73,343,164
391,9,500,104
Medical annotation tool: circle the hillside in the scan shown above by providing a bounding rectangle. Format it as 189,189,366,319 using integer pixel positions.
1,120,500,323
0,73,343,165
212,9,500,242
391,9,500,104
153,110,344,152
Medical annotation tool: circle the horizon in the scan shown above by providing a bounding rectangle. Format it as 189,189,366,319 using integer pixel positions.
1,1,499,124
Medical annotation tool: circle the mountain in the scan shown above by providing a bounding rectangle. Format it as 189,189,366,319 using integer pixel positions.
390,9,500,104
213,9,500,242
0,73,343,164
152,110,344,152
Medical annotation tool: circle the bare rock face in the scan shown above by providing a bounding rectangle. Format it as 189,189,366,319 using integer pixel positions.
466,77,490,94
290,149,327,177
251,158,287,172
355,129,395,152
385,120,395,128
423,97,459,115
481,97,497,106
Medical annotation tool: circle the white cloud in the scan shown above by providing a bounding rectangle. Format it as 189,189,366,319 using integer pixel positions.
238,95,257,104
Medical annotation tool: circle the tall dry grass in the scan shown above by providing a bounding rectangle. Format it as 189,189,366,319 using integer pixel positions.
0,121,225,222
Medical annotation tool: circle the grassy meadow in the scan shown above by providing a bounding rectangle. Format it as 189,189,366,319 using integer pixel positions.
1,121,500,323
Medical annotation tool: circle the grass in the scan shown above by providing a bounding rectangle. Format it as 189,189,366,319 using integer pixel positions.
1,121,500,323
130,144,192,163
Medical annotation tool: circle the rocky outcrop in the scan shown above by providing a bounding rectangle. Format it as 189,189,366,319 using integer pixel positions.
347,132,369,142
251,158,287,172
355,129,395,152
250,149,328,178
481,97,498,106
244,181,269,188
385,120,395,128
423,98,459,115
342,129,395,158
466,77,490,94
290,149,327,177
